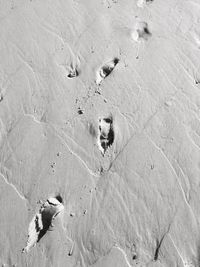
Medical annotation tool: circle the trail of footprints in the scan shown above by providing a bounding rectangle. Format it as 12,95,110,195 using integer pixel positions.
22,1,154,260
22,196,64,253
22,117,116,252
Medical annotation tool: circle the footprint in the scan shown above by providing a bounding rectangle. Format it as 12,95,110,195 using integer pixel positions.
137,0,153,8
22,196,64,253
96,58,119,85
66,58,80,78
97,116,114,154
131,21,151,42
67,67,79,78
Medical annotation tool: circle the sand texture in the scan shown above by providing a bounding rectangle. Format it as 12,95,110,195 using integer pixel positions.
0,0,200,266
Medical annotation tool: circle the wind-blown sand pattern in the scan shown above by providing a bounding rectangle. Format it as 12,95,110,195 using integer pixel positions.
1,0,200,266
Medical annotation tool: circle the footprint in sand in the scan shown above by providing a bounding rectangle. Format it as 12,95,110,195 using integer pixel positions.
22,196,64,253
137,0,154,8
131,21,151,42
97,116,114,154
96,58,119,85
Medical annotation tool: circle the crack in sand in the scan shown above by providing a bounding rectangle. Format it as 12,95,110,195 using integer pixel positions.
169,234,187,266
50,125,100,178
145,133,197,220
154,223,171,261
21,112,100,178
22,113,42,124
113,104,197,213
114,246,132,267
0,172,26,201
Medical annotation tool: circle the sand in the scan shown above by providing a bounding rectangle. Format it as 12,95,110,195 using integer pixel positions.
0,0,200,266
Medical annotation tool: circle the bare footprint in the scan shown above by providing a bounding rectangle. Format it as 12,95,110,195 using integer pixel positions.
131,21,151,42
97,116,114,154
22,196,64,253
67,62,79,78
65,55,81,79
96,58,119,85
137,0,153,8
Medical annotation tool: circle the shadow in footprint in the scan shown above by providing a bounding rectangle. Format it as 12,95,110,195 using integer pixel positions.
67,61,79,79
196,243,200,266
67,68,79,78
37,206,56,242
98,116,114,154
55,194,63,203
132,21,151,42
96,58,119,85
23,196,64,253
137,0,154,7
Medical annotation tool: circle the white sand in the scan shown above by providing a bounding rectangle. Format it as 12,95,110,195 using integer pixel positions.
0,0,200,266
